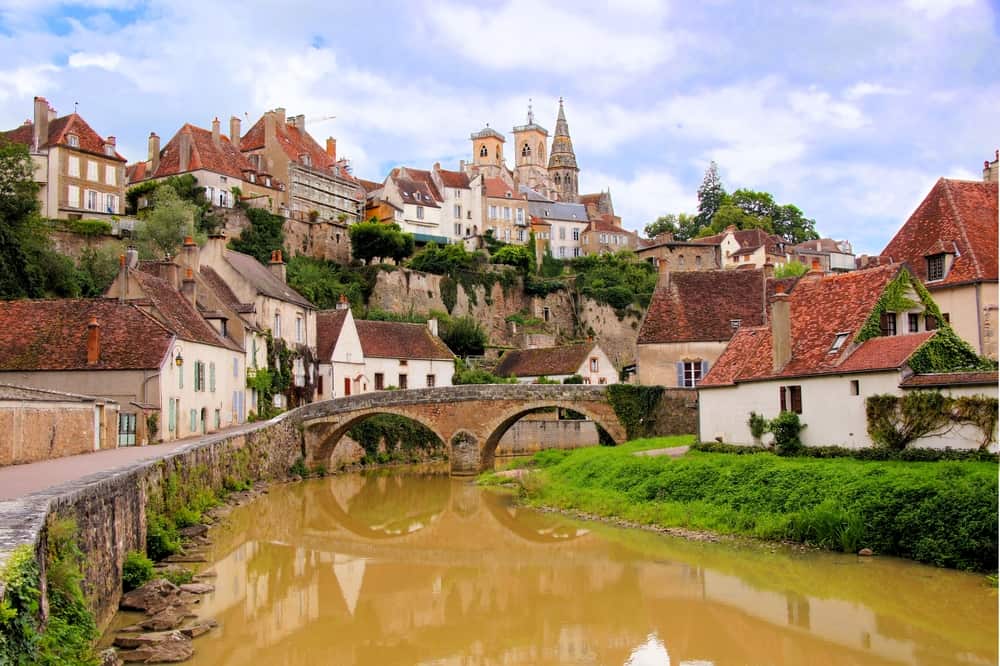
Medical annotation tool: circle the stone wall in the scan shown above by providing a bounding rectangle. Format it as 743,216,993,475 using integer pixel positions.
0,401,118,466
0,417,302,630
652,389,700,436
496,418,599,456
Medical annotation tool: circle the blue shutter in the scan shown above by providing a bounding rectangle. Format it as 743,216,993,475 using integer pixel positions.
700,360,709,384
676,362,685,387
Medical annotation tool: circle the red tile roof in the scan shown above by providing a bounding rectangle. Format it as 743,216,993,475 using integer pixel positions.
240,114,353,181
0,299,172,371
494,344,596,378
140,123,276,186
131,269,240,351
436,168,470,189
881,178,998,287
394,176,441,209
585,216,633,234
400,168,442,201
316,309,349,361
355,320,454,360
357,178,382,194
637,269,768,344
900,371,999,388
1,113,125,161
126,161,148,182
484,177,519,199
835,332,935,373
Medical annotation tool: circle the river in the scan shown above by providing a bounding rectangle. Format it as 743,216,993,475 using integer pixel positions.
110,466,998,665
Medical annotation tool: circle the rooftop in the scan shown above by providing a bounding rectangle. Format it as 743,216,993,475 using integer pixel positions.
494,343,596,378
355,320,454,360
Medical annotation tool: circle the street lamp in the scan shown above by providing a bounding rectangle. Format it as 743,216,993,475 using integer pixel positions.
174,345,184,367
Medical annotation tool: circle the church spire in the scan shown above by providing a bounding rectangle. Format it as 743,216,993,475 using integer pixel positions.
547,97,579,202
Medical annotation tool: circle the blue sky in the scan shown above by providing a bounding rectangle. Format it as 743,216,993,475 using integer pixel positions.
0,0,996,254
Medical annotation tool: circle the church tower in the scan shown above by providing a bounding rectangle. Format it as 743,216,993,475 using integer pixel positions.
512,100,549,194
547,98,579,202
470,124,505,178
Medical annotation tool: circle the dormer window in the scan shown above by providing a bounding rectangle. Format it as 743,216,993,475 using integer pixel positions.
730,319,742,330
300,153,311,167
103,144,114,156
829,332,849,353
927,254,945,281
67,134,79,148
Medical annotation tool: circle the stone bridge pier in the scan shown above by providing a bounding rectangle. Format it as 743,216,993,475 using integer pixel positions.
294,385,629,476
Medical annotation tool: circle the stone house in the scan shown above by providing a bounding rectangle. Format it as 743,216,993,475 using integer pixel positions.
494,342,618,384
636,268,782,388
126,119,282,212
315,298,367,400
0,299,176,447
695,226,791,269
880,172,998,359
698,264,997,449
636,233,722,273
525,189,589,258
355,319,455,391
484,178,531,245
0,384,118,466
240,108,363,223
1,96,126,220
791,238,856,273
379,168,447,244
580,215,639,255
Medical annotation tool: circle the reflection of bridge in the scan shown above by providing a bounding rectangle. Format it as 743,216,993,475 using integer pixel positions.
295,385,628,475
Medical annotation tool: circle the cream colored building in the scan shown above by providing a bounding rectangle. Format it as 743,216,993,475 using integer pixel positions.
316,302,367,400
355,320,455,390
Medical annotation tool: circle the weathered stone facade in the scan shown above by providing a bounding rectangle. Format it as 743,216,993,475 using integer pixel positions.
496,417,599,456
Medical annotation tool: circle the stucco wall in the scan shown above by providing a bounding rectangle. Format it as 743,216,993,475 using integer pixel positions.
160,339,246,440
0,400,118,465
364,357,455,390
637,341,728,387
929,283,998,360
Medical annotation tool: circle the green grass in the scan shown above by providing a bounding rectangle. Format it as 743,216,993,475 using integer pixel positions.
503,443,997,571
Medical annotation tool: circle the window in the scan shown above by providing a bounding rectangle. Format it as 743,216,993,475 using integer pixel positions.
572,228,581,241
558,226,566,240
426,374,435,388
521,143,531,157
85,190,100,210
503,206,511,220
178,364,184,389
908,313,920,333
317,375,324,395
779,385,803,414
489,205,498,219
168,399,176,432
880,312,897,336
590,358,599,372
105,165,116,185
558,246,566,257
416,205,424,220
87,160,98,181
542,307,550,322
190,409,197,433
850,380,860,396
67,185,80,207
194,361,206,392
598,377,607,384
398,374,408,389
731,319,742,330
517,229,525,242
927,255,945,281
274,313,281,337
573,247,580,257
925,314,938,330
67,134,79,147
68,156,80,177
214,409,221,429
455,223,462,236
105,193,118,214
118,413,136,446
374,373,384,390
680,360,705,388
209,362,216,392
454,204,461,218
480,145,488,157
296,317,303,343
516,208,524,224
695,255,702,267
679,255,686,267
600,233,607,243
399,359,408,366
829,332,849,353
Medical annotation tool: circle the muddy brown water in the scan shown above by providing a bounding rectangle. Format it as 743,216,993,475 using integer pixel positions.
105,466,998,665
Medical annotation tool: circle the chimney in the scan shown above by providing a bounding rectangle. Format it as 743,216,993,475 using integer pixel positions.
274,107,286,126
762,262,774,278
985,150,999,183
125,245,139,269
203,232,226,267
269,249,286,283
86,317,101,365
178,131,191,172
335,293,350,310
118,253,127,303
211,117,221,146
180,235,200,274
181,267,197,305
230,116,241,144
148,132,161,173
264,111,276,150
106,135,116,148
800,257,824,282
459,159,466,172
770,286,791,372
326,137,336,160
163,260,180,288
291,114,305,133
427,318,439,337
33,96,49,152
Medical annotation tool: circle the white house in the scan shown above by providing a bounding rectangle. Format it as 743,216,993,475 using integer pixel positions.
494,342,618,384
315,297,367,399
355,319,455,390
698,263,997,450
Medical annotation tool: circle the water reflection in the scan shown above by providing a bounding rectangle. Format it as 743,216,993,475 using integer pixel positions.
173,468,996,666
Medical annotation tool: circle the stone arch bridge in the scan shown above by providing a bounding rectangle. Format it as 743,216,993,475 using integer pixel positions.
294,385,630,476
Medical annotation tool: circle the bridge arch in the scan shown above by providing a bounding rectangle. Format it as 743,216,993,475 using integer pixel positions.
304,408,447,468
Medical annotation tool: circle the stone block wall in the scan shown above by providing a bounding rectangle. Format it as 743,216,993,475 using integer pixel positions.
0,402,118,466
496,418,599,456
652,389,699,436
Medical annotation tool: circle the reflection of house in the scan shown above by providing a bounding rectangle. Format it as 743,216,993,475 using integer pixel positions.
1,96,126,219
636,269,781,388
315,298,366,400
356,320,455,390
698,264,997,449
494,343,617,384
880,172,998,359
0,384,118,466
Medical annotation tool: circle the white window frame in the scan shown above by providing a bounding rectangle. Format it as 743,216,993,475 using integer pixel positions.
87,160,98,182
68,156,80,177
105,165,116,185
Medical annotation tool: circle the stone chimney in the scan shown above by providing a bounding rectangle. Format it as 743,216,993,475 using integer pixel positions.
181,235,200,274
427,318,439,337
33,96,49,152
762,262,774,278
86,317,101,365
291,114,305,133
326,137,336,160
770,284,791,372
800,257,824,283
335,293,350,310
106,136,116,153
274,107,286,126
148,132,161,173
202,232,226,267
269,249,286,283
211,117,221,146
162,260,179,288
985,149,999,183
178,131,191,172
230,116,241,144
125,246,139,269
181,267,197,305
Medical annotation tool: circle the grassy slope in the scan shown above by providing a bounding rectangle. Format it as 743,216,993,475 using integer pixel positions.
495,436,998,571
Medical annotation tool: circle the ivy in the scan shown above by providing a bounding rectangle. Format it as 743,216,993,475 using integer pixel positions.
908,326,992,373
866,391,998,450
347,414,444,458
440,275,458,313
607,384,664,440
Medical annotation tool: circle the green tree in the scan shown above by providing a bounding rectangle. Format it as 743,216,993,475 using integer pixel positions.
407,242,478,275
774,260,809,278
135,185,196,259
440,316,487,357
490,244,532,272
644,215,678,239
77,244,125,296
0,141,44,298
349,220,414,265
695,161,727,230
287,256,366,309
229,207,286,264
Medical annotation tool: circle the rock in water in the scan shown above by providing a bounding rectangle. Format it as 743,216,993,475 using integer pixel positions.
119,579,181,613
180,618,219,638
140,606,188,631
117,631,193,663
858,548,874,556
179,582,215,594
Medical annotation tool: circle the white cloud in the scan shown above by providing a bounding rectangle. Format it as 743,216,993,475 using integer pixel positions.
845,82,906,100
0,63,59,107
903,0,976,19
68,50,122,70
582,168,696,233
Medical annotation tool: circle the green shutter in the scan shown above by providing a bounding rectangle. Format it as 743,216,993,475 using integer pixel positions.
168,399,176,432
209,362,216,393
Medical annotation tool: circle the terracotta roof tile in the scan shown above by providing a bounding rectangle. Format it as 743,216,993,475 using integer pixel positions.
0,299,172,371
131,269,240,351
358,178,382,193
355,320,454,360
436,168,470,189
881,178,998,286
199,266,255,314
835,332,935,373
637,270,767,344
400,168,442,201
223,250,315,309
699,326,772,387
2,113,125,161
240,115,354,181
147,123,277,186
316,309,349,361
484,177,519,199
900,371,999,388
495,344,596,378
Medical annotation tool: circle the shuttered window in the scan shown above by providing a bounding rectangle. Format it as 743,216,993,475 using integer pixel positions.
209,362,216,392
779,386,802,414
677,360,708,388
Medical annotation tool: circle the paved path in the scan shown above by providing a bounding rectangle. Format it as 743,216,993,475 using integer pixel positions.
633,446,690,458
0,422,265,500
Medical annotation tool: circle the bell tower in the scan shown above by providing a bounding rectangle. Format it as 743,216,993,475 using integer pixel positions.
470,124,505,177
547,97,579,203
512,99,550,193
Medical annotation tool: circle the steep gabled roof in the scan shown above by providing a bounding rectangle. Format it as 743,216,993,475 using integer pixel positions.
394,175,441,208
223,250,315,309
147,123,272,184
199,266,255,314
130,269,241,351
437,168,470,189
637,269,768,345
881,178,998,286
484,177,518,199
241,114,353,180
1,113,125,161
355,320,454,360
316,309,349,361
494,344,596,378
0,299,172,371
400,168,442,201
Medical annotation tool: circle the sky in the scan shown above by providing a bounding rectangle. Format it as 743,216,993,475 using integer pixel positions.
0,0,997,255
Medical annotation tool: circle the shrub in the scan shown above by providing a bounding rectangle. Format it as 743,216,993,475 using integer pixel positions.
747,411,769,440
122,551,154,592
563,374,584,384
439,316,487,357
770,411,804,454
146,512,181,561
162,568,194,586
65,218,111,236
289,457,309,477
691,440,999,462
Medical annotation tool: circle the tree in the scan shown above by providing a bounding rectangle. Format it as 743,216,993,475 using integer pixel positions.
229,207,286,264
77,244,124,296
439,316,487,357
730,189,818,243
0,141,43,298
774,260,809,278
349,220,414,265
695,161,727,229
490,244,532,272
644,215,678,239
135,185,196,259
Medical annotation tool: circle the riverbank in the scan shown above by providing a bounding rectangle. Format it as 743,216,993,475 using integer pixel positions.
480,436,998,572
